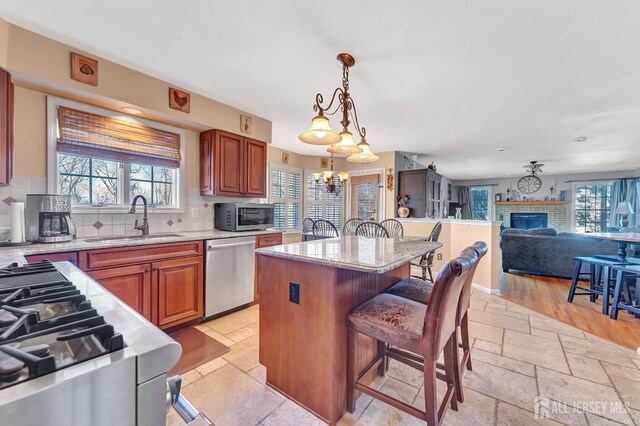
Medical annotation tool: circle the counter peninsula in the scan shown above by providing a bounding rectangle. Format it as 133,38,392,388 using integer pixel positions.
256,236,442,424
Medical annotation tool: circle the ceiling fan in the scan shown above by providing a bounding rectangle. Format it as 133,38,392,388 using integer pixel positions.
523,160,544,176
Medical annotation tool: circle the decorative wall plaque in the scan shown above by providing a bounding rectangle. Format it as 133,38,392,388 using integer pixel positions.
240,114,252,134
71,53,98,86
282,152,290,165
320,157,329,169
169,88,190,113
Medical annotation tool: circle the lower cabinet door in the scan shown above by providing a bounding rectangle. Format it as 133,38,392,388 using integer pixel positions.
86,264,152,321
154,256,203,329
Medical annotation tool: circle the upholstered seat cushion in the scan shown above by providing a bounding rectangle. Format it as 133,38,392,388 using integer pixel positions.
347,293,426,353
385,277,434,305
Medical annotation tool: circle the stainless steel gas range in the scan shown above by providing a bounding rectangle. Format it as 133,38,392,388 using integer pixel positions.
0,260,187,425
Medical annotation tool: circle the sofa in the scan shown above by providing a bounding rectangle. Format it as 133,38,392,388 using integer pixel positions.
501,228,621,278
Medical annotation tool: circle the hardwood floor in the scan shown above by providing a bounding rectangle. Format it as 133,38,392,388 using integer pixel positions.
500,272,640,350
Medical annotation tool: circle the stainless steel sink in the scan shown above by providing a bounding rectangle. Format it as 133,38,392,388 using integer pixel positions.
83,233,187,242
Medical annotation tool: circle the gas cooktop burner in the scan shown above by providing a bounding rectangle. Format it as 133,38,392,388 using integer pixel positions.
0,261,124,389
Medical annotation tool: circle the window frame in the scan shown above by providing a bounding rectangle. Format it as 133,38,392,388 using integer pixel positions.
345,168,386,221
469,186,492,222
47,96,185,213
571,181,613,233
304,170,346,229
269,163,303,233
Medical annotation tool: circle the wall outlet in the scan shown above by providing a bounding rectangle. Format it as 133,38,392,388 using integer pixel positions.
437,253,443,260
289,282,300,304
191,208,198,218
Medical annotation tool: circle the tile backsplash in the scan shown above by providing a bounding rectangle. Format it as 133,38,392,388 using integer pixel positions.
0,175,264,238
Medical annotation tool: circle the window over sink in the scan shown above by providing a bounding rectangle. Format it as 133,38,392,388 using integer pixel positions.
47,97,185,212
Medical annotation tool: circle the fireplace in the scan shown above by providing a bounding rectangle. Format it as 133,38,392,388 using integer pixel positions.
510,213,548,229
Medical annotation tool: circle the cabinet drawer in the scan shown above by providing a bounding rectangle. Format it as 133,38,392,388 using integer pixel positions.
256,233,282,248
79,241,203,271
25,252,78,265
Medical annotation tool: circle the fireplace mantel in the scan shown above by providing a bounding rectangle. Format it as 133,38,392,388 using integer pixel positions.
495,201,570,206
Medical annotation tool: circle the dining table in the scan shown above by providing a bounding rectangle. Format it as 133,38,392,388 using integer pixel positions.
585,232,640,262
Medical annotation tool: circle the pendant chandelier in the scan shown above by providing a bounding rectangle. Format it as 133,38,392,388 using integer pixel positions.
311,154,349,195
299,53,379,163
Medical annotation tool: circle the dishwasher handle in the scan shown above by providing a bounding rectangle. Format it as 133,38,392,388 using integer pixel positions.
207,241,255,250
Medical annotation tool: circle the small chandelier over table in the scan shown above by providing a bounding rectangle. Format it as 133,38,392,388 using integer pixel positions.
311,154,349,195
299,53,379,193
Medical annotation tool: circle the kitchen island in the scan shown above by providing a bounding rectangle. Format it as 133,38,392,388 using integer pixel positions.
256,236,442,424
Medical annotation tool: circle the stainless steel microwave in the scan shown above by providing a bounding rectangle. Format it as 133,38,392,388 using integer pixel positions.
214,203,275,231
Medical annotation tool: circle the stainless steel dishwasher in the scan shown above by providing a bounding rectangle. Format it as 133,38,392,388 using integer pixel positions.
205,236,256,318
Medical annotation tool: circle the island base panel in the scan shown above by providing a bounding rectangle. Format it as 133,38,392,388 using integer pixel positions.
258,255,409,424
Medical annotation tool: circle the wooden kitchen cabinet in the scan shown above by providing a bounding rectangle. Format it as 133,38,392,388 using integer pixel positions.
154,256,203,329
397,169,442,218
78,241,204,329
0,67,14,185
199,129,267,197
254,233,283,303
25,251,78,265
86,264,152,321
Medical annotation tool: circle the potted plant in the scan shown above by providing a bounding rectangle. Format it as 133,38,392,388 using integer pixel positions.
397,193,411,218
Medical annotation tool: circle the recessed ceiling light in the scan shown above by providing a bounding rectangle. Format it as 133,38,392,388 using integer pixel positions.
575,136,589,143
496,147,508,152
123,107,142,115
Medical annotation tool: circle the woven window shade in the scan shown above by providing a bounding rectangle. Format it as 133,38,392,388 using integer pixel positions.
57,106,182,168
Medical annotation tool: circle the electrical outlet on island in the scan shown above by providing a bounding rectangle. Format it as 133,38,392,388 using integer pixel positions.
437,253,443,261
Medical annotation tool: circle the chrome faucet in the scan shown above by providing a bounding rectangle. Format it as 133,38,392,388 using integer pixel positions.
129,195,149,236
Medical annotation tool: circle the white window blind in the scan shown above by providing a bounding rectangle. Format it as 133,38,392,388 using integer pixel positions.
270,164,302,231
304,171,343,229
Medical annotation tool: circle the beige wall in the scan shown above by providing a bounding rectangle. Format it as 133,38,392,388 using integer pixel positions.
0,18,8,69
4,22,271,141
401,221,501,292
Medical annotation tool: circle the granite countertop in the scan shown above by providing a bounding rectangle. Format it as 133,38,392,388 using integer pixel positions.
0,229,282,267
397,218,502,227
255,235,442,274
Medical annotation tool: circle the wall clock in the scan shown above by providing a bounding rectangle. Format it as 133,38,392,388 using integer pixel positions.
518,160,544,194
517,175,542,194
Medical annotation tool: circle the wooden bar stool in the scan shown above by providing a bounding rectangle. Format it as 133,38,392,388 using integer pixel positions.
567,256,626,315
609,264,640,320
385,241,488,403
346,249,480,425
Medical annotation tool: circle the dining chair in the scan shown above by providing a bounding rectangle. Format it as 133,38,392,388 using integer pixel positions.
312,219,339,238
302,218,315,233
347,248,480,425
343,218,364,236
385,241,488,403
355,222,389,238
411,222,443,281
380,219,404,238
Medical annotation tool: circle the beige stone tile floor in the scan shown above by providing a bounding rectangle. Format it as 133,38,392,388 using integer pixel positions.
168,290,640,425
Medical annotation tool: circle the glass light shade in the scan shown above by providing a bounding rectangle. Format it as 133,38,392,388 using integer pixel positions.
326,130,363,154
298,115,341,145
347,140,379,163
311,172,324,182
338,172,350,181
323,170,335,180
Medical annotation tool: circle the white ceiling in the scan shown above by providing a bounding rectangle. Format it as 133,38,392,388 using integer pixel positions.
2,1,640,179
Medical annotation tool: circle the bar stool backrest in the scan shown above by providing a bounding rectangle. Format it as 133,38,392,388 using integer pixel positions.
312,219,339,238
343,218,364,236
457,241,489,321
380,219,404,238
355,222,390,238
422,249,478,358
302,218,315,233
